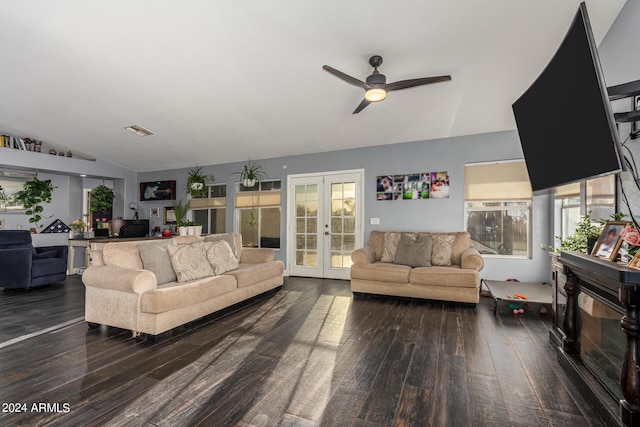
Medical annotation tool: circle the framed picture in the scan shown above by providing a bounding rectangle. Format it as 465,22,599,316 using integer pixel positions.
591,221,630,261
150,207,160,218
164,206,176,224
628,251,640,270
140,180,176,201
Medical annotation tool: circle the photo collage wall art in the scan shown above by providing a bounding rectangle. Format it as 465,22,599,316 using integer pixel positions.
376,172,449,201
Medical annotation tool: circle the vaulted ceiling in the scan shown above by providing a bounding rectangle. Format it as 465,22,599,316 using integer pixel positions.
0,1,626,172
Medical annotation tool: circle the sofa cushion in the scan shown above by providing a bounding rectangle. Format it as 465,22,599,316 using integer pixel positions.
204,240,239,275
430,234,455,266
224,261,284,288
140,274,237,314
350,262,410,284
410,266,479,288
167,242,214,282
138,240,177,285
393,234,433,267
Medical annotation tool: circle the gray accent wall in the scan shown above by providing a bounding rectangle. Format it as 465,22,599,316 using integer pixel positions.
140,129,552,283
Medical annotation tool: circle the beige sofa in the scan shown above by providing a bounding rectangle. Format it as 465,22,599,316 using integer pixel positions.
82,233,283,337
350,231,484,304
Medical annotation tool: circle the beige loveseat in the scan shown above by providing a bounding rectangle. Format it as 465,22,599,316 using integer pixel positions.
82,233,283,337
350,231,484,304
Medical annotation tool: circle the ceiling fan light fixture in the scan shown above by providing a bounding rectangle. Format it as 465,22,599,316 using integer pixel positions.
365,88,386,102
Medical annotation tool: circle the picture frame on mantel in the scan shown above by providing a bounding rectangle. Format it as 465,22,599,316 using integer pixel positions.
140,180,176,201
591,221,630,261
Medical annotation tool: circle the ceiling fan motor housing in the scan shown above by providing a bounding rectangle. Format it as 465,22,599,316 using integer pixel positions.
366,71,386,85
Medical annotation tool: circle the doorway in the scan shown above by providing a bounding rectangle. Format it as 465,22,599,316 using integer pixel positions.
287,170,364,279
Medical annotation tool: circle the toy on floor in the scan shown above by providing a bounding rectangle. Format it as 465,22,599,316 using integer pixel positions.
509,303,524,314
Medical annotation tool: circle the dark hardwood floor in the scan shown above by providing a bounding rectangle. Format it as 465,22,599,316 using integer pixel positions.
0,276,605,426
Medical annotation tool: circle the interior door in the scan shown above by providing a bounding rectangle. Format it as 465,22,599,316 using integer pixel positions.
288,170,363,280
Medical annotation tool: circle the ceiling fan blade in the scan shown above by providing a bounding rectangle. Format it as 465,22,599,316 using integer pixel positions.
385,75,452,92
352,99,371,114
323,65,369,89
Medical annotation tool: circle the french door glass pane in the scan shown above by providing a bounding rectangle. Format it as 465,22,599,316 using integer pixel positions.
295,184,318,267
330,182,355,268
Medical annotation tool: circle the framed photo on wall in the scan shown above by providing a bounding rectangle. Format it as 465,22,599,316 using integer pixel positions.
591,221,630,261
140,180,176,201
150,207,160,218
164,206,176,224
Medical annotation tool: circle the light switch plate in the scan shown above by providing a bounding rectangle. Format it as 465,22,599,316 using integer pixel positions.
370,217,380,225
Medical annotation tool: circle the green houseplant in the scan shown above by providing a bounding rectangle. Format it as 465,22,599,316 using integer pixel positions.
14,177,56,230
542,211,626,254
172,199,190,227
235,161,267,188
186,166,213,198
90,185,115,213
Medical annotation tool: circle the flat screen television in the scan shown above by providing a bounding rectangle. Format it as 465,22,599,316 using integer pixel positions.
512,2,624,194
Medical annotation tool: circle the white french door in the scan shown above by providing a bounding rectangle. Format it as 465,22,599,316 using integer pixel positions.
288,170,364,280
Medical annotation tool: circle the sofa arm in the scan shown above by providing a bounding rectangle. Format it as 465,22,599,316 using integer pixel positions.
351,245,376,264
460,247,484,271
82,265,157,294
240,247,275,263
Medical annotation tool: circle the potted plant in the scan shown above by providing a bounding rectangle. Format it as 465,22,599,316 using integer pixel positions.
235,161,267,188
542,211,626,254
172,200,190,234
186,166,213,198
14,177,56,231
90,184,115,213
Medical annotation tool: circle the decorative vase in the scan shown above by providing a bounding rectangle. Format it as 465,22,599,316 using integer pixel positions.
179,227,188,236
243,178,256,187
187,226,196,235
195,225,203,236
69,230,75,239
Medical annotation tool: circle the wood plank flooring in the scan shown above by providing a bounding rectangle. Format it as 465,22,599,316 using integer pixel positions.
0,276,607,426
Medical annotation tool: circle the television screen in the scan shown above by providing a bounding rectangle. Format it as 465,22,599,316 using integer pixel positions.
512,2,624,194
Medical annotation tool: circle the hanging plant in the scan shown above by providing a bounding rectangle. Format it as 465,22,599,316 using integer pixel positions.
14,177,56,230
186,166,213,198
234,160,267,188
90,185,115,212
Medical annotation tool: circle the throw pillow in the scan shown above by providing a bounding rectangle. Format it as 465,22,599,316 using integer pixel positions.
393,234,433,267
431,234,455,266
204,240,239,275
138,240,178,285
167,241,214,282
381,233,402,263
204,233,237,258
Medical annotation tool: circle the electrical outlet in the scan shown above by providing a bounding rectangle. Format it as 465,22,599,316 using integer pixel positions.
370,217,380,225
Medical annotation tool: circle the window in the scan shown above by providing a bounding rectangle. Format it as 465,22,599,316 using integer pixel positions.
464,161,532,257
552,175,616,248
190,184,226,234
235,180,281,248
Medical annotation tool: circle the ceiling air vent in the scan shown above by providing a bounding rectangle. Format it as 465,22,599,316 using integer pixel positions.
124,124,154,137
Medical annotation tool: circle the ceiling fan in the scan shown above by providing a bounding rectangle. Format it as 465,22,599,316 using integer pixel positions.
323,55,451,114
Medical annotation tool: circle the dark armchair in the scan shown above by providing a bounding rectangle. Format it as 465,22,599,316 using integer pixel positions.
0,230,68,289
